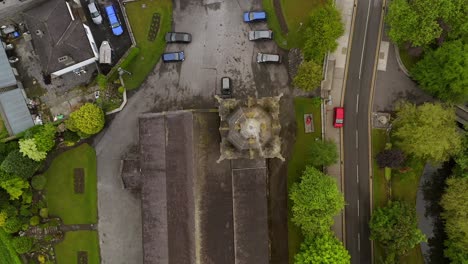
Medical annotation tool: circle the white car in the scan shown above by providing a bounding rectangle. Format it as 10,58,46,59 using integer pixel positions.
88,2,103,25
248,30,273,41
257,53,281,63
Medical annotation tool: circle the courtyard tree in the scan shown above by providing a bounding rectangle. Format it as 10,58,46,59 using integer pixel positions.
294,231,350,264
412,40,468,103
376,149,406,169
293,60,323,92
66,103,105,137
307,139,339,167
19,139,47,162
303,5,344,62
290,166,344,235
392,102,462,162
1,150,41,179
370,200,426,261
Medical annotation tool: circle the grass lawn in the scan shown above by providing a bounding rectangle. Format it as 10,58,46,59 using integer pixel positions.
55,231,100,264
121,0,172,90
287,97,322,263
262,0,326,49
44,144,97,225
0,230,21,264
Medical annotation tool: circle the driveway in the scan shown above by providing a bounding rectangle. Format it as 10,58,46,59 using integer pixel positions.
95,0,297,263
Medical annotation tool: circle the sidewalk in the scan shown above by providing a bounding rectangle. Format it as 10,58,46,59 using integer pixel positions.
322,0,355,243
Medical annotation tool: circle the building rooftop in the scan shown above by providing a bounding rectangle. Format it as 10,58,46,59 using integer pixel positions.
0,43,17,90
0,88,34,135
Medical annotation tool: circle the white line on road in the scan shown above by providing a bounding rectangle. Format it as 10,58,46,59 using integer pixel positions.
358,233,361,251
357,199,360,216
356,130,359,148
358,0,372,79
356,94,359,113
356,165,359,183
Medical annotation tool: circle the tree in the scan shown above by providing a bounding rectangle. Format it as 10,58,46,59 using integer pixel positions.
293,60,323,91
376,149,406,169
290,166,345,235
0,177,29,200
303,5,344,62
19,139,47,162
32,124,56,152
294,231,350,264
392,102,462,162
412,40,468,103
1,150,41,179
0,211,6,227
440,177,468,263
307,139,339,167
11,236,34,254
66,103,105,137
370,201,426,261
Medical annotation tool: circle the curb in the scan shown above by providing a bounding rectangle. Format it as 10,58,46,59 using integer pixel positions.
393,44,411,77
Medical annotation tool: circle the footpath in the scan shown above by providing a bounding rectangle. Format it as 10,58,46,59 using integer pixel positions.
321,0,356,243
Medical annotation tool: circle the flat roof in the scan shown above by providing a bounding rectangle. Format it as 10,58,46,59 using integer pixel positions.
0,88,34,135
0,44,17,89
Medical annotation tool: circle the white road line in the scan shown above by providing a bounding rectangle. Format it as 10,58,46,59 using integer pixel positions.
358,233,361,251
356,94,359,113
357,199,360,216
356,165,359,183
356,130,359,148
358,0,372,79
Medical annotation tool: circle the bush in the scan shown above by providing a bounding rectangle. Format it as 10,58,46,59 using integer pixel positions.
31,175,47,191
1,150,41,179
11,236,34,254
29,216,40,226
65,103,105,137
39,208,48,218
96,74,108,89
3,217,22,233
118,86,125,94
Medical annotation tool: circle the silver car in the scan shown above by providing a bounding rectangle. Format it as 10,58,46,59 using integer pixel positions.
257,53,281,63
88,2,103,25
248,30,273,41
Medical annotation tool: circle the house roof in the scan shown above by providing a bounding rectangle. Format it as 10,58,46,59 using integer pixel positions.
23,0,94,75
0,43,17,89
0,88,34,135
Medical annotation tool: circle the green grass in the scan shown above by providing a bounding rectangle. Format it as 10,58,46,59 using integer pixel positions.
0,230,21,264
121,0,172,90
398,46,421,72
392,156,425,205
54,231,100,264
263,0,326,49
287,97,322,263
372,129,388,208
44,144,97,224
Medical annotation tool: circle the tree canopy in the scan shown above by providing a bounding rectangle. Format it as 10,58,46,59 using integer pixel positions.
412,40,468,103
66,103,105,137
392,102,462,162
303,5,344,62
19,139,47,162
376,149,406,169
294,231,350,264
1,150,41,179
370,200,426,260
307,139,339,167
290,166,344,235
293,60,323,91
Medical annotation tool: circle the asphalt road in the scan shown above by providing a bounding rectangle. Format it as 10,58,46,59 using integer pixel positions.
343,0,384,262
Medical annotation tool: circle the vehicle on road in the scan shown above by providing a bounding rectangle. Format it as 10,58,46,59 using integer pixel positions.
162,51,185,62
87,2,103,25
221,77,232,97
165,32,192,43
243,11,266,22
333,107,344,128
256,53,281,63
248,30,272,41
105,5,123,36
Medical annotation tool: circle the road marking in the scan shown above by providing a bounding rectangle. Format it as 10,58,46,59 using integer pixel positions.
356,165,359,183
358,0,373,79
356,130,359,148
358,233,361,251
356,94,359,113
357,199,360,216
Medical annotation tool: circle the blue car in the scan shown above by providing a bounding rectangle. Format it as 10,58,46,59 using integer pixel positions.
162,51,185,62
105,5,123,36
243,11,266,22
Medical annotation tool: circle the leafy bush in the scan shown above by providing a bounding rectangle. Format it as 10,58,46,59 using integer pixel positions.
3,217,22,233
11,236,34,254
19,139,47,162
96,74,108,89
293,60,323,91
1,150,41,179
307,139,339,167
0,178,29,200
118,86,125,94
31,175,47,191
39,208,48,219
65,103,105,137
29,216,40,226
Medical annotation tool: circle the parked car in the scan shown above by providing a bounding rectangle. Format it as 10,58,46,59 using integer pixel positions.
248,30,273,41
162,51,185,62
333,107,344,128
221,77,232,97
243,11,266,22
87,2,103,25
165,32,192,43
256,53,281,63
105,5,123,36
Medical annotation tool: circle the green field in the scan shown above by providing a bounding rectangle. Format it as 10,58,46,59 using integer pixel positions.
122,0,172,90
0,230,21,264
287,97,322,263
54,231,100,264
44,144,97,224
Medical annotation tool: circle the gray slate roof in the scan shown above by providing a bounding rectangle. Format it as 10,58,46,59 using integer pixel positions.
0,88,34,135
0,44,17,89
23,0,94,74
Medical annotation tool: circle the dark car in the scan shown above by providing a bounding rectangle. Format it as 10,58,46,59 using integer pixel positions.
243,11,266,22
162,51,185,62
256,53,281,63
165,32,192,43
221,77,232,97
248,30,273,41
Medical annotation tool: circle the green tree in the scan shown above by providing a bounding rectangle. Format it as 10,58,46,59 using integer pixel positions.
392,102,462,162
0,178,29,200
19,139,47,162
293,60,323,91
303,5,344,61
294,231,350,264
412,40,468,103
0,210,6,227
66,103,105,137
307,139,339,167
1,150,41,179
32,124,56,152
440,177,468,262
290,166,345,235
3,217,22,233
370,201,426,260
11,236,34,254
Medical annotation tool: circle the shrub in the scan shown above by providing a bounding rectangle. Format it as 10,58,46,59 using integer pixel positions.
31,175,47,191
118,86,125,94
65,103,105,137
96,74,108,89
11,236,34,254
39,208,48,218
3,217,22,233
29,216,40,226
1,150,41,179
